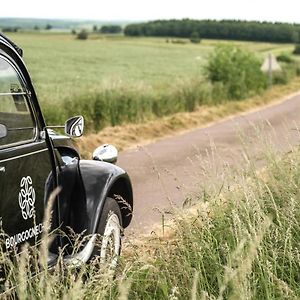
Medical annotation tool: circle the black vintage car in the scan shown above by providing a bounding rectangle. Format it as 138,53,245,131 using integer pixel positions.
0,34,133,268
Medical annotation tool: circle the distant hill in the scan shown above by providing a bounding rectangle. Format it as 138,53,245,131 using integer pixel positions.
0,18,131,30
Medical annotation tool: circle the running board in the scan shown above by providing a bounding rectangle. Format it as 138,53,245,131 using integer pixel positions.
63,234,97,268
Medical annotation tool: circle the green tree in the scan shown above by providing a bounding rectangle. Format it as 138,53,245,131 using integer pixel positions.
293,44,300,55
100,25,122,34
291,31,299,43
124,19,300,43
77,30,89,40
206,45,267,99
2,27,19,33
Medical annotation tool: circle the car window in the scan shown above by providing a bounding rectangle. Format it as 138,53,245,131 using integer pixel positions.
0,55,35,147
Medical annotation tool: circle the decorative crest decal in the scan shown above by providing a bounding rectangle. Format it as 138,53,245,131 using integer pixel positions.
18,176,36,220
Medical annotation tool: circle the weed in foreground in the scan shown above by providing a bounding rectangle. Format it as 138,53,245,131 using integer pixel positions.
121,141,300,299
1,141,300,299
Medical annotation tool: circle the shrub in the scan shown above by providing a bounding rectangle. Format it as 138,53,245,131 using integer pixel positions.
273,71,289,84
293,44,300,55
276,61,300,81
211,82,228,103
276,53,294,63
77,30,89,40
171,39,187,44
190,32,201,44
206,45,267,99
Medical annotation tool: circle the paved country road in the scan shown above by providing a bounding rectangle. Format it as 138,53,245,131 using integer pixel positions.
118,92,300,233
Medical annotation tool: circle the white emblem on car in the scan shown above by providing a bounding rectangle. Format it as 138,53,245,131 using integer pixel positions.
18,176,36,220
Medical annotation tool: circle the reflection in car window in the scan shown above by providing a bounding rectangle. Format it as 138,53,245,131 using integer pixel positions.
0,56,35,147
0,57,24,94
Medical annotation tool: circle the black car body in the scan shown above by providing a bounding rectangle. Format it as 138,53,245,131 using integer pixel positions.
0,34,133,266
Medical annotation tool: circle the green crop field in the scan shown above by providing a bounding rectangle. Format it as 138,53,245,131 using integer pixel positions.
9,33,294,97
4,33,298,130
8,33,211,101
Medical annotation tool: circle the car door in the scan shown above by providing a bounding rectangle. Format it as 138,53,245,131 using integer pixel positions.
0,52,54,251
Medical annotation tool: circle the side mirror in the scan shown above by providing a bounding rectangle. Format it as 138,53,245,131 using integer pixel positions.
93,144,118,164
65,116,84,138
0,124,7,139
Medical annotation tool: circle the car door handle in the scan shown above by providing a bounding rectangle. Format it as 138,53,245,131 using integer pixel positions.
0,166,5,173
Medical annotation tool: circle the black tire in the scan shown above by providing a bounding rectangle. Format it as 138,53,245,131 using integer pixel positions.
91,197,123,268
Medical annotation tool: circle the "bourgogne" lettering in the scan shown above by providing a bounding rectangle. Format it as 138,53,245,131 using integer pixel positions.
5,223,43,249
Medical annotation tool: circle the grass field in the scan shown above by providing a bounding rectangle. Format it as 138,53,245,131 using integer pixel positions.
9,33,208,100
5,33,299,130
9,33,295,96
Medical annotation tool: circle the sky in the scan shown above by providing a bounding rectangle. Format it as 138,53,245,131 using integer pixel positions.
0,0,299,23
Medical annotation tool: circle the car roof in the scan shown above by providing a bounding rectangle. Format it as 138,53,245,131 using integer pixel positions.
0,33,23,57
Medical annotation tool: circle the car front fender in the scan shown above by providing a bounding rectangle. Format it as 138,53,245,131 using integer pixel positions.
77,160,133,234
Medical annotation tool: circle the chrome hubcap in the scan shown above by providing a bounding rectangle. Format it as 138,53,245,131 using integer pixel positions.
100,213,121,268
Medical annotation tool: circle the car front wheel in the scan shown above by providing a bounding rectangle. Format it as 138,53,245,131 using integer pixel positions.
94,197,122,269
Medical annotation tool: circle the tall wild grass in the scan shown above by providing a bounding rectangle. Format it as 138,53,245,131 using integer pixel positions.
44,79,214,131
1,137,300,299
121,141,300,299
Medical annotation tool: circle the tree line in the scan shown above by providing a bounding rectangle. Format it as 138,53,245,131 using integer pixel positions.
2,24,122,34
124,19,300,43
